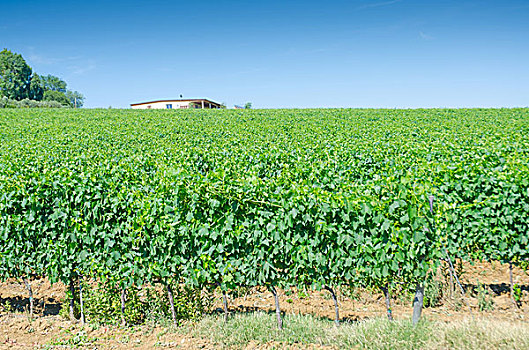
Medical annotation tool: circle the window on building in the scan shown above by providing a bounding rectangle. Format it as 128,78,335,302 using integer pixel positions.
166,104,173,109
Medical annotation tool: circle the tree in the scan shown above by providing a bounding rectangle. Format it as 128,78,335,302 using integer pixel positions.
0,49,33,100
28,74,44,101
41,75,67,93
44,90,70,106
66,90,84,108
42,75,84,107
244,102,252,109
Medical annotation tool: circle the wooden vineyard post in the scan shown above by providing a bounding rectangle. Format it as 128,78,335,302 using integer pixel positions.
222,290,229,323
23,279,34,320
167,284,178,326
324,286,340,326
269,286,283,330
69,279,76,321
412,283,425,325
79,277,85,325
217,282,229,323
381,284,393,321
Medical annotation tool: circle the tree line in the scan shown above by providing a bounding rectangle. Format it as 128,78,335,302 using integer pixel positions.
0,49,84,108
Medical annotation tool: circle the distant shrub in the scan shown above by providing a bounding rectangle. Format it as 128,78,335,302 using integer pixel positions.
39,100,63,108
0,97,66,108
19,98,40,108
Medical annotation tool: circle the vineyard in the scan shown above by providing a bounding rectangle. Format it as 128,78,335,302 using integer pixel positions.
0,108,528,328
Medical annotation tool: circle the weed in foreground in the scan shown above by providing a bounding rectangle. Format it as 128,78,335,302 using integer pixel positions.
177,313,529,350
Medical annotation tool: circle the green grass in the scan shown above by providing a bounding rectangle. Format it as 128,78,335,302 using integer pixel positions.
176,312,529,349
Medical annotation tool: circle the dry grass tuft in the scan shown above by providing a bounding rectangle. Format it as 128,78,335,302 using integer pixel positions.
178,313,529,349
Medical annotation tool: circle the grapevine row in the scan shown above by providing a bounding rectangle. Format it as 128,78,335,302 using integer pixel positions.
0,108,528,324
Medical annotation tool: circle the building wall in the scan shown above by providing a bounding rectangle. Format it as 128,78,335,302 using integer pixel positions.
131,100,219,109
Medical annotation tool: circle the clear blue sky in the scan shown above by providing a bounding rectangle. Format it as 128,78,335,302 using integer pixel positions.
1,0,528,108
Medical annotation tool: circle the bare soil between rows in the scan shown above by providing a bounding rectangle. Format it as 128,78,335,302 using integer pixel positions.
1,261,528,349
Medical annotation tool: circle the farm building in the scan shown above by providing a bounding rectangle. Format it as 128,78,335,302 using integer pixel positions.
130,98,221,109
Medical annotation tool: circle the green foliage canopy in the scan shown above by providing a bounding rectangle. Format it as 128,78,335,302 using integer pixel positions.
43,90,71,106
41,74,67,93
0,49,33,100
0,108,527,297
